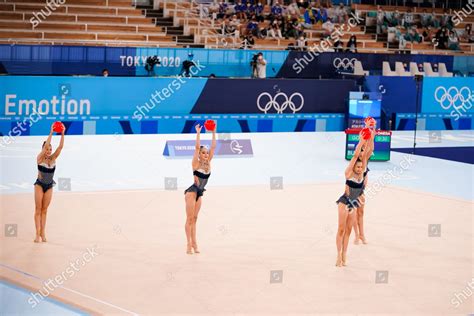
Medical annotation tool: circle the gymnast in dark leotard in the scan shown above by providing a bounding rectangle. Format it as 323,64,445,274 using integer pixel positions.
34,123,65,243
183,123,216,254
335,135,368,267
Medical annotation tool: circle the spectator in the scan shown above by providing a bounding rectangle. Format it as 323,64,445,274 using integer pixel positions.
235,1,247,20
270,1,283,20
440,10,452,29
420,9,432,28
209,1,220,19
268,20,283,39
284,18,300,39
304,5,317,25
333,39,343,52
435,27,449,49
246,16,259,36
286,0,300,19
395,26,407,49
405,27,422,43
299,10,312,29
296,35,307,51
422,26,435,43
346,35,358,53
322,19,335,38
102,69,109,77
217,1,228,19
376,7,386,34
241,34,255,49
403,8,414,29
448,31,460,51
334,3,347,24
462,24,473,43
431,9,440,28
315,4,328,24
390,10,401,27
223,18,237,36
255,2,264,22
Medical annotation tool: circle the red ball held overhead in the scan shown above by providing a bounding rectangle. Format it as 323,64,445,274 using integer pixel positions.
53,121,64,133
204,119,216,132
360,127,372,140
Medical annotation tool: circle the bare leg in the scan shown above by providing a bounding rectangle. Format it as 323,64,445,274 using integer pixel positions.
357,195,367,244
336,203,348,267
40,188,53,242
34,185,43,243
184,193,196,254
342,210,356,266
191,197,202,253
353,209,360,245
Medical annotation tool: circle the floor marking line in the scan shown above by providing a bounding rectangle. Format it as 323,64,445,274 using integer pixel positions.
0,262,139,316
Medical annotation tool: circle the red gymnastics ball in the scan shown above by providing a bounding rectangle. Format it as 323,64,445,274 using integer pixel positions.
204,119,216,132
360,127,371,140
53,121,64,133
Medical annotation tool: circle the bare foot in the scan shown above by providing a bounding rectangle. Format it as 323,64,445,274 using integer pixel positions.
341,253,347,266
186,244,193,255
360,236,368,244
335,252,342,267
41,235,47,242
354,236,360,245
34,236,41,243
192,244,200,254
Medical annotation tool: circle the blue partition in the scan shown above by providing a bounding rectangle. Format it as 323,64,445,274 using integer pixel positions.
1,44,473,78
278,52,455,78
0,45,288,78
0,76,353,136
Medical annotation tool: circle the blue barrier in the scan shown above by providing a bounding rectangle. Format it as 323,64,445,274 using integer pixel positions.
278,52,456,78
0,44,288,78
1,44,473,78
0,76,472,137
0,76,349,136
134,47,288,77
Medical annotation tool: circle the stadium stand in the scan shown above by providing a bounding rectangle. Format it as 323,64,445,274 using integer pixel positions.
0,0,472,55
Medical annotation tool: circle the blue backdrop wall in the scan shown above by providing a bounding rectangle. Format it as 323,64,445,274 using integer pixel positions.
1,44,473,78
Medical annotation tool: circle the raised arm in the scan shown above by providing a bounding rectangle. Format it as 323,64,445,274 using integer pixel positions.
208,123,217,162
52,123,65,160
192,124,202,170
37,124,54,164
363,128,375,162
345,137,367,179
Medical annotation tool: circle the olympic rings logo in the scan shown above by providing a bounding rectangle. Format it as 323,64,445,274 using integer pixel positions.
256,92,304,114
333,58,358,70
434,86,474,110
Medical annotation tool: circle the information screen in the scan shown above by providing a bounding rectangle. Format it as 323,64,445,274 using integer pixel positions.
348,99,382,129
345,129,392,161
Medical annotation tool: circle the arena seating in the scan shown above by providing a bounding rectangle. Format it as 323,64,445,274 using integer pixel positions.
0,0,472,55
0,0,176,46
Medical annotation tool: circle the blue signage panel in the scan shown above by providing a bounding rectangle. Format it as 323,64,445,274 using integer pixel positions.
421,77,474,120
